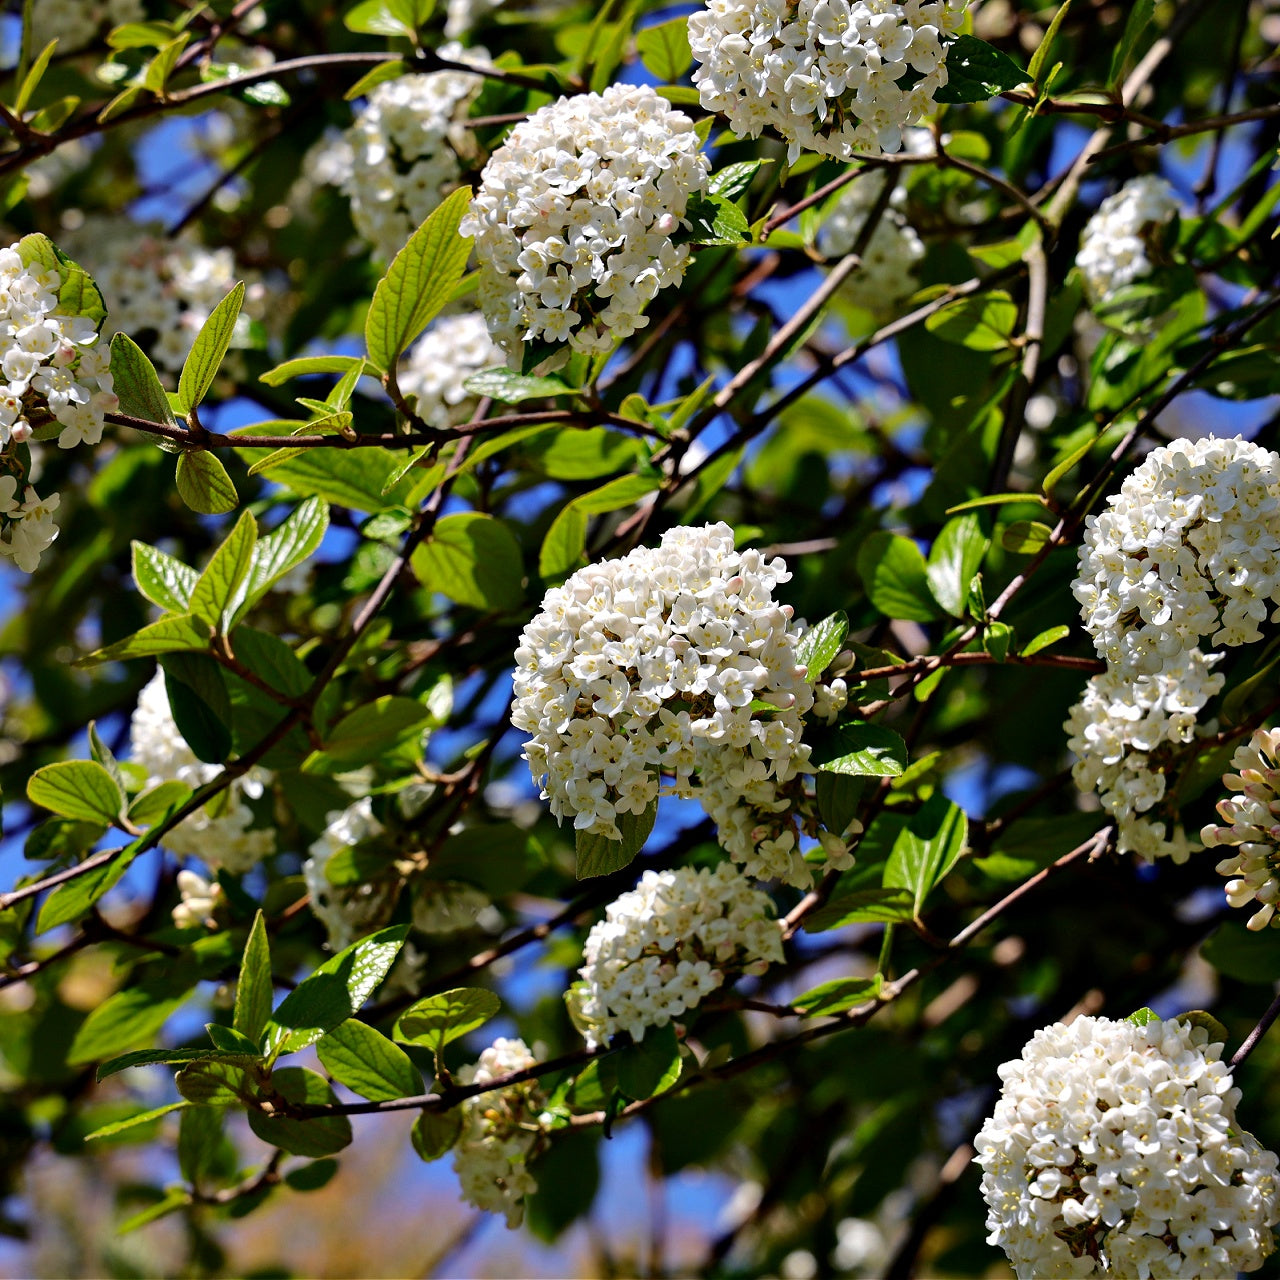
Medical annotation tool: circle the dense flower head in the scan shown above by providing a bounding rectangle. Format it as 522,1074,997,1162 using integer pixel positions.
462,84,710,359
0,240,115,575
1065,647,1222,862
817,168,926,316
975,1014,1280,1279
303,798,399,950
573,863,785,1048
512,522,832,865
1073,435,1280,678
689,0,967,163
337,51,485,262
129,672,275,872
29,0,144,55
1202,727,1280,930
1077,175,1180,304
452,1037,551,1227
68,219,268,377
397,312,504,426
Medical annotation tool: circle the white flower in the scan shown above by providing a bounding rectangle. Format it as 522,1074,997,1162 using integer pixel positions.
462,84,710,361
337,51,486,263
129,671,275,873
303,797,399,950
65,219,268,379
975,1014,1280,1279
1202,727,1280,930
572,863,785,1049
452,1037,550,1227
172,869,222,929
1065,647,1222,862
817,169,926,317
689,0,967,163
1077,175,1179,304
1074,435,1280,678
397,313,504,426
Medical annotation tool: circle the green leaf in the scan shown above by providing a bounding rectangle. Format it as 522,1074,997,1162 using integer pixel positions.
636,16,692,81
343,0,434,37
945,492,1047,514
935,34,1027,103
284,1159,340,1191
161,655,232,765
1021,624,1071,657
25,816,106,862
394,988,501,1061
175,1057,262,1105
795,611,849,680
13,38,58,113
244,444,408,513
263,925,409,1058
79,612,210,665
228,627,311,700
1108,0,1154,86
230,498,328,622
85,1101,190,1142
235,911,273,1047
539,474,661,580
801,887,916,933
815,773,866,837
1001,520,1054,554
793,975,882,1017
1028,0,1073,85
259,355,367,387
708,159,769,202
411,512,524,611
206,1024,261,1054
248,1067,353,1157
1042,435,1096,496
857,531,940,622
460,368,576,404
1126,1006,1160,1027
142,33,191,95
883,793,969,917
117,1188,191,1236
983,621,1013,663
16,233,106,328
27,759,123,826
96,1047,245,1081
526,428,642,481
615,1024,681,1100
127,780,192,828
925,291,1018,350
926,513,989,617
178,1105,225,1188
316,1019,422,1101
175,451,239,515
366,185,472,370
188,510,257,631
680,191,750,246
411,1110,464,1162
810,722,908,778
131,541,198,613
303,696,432,773
68,981,192,1065
110,334,180,429
1201,922,1280,984
177,282,246,414
575,798,658,879
345,59,410,99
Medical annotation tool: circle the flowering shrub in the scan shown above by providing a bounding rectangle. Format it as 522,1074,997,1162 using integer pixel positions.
398,312,505,426
463,83,710,358
975,1014,1280,1279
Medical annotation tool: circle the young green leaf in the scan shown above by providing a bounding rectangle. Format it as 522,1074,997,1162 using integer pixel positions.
410,512,525,611
1028,0,1073,85
1021,624,1071,657
175,450,239,515
263,925,409,1059
801,888,916,933
78,613,211,665
316,1019,422,1101
110,333,180,429
792,975,882,1017
810,722,908,778
231,496,329,622
67,981,194,1066
188,509,258,631
794,610,849,680
460,368,576,404
131,541,198,613
411,1110,464,1162
394,987,501,1062
177,281,246,414
37,842,143,934
366,185,473,372
234,911,273,1046
13,38,58,113
85,1101,191,1142
635,16,692,81
1000,520,1054,554
27,760,123,826
857,532,940,622
178,1104,226,1189
883,793,969,917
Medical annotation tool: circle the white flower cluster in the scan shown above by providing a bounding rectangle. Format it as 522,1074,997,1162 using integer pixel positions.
462,84,710,359
689,0,966,162
512,522,850,874
28,0,143,55
1065,648,1223,862
573,863,785,1049
129,672,275,873
1202,727,1280,930
171,869,222,930
452,1037,550,1227
1076,175,1180,304
1074,436,1280,677
398,313,504,427
0,241,116,574
339,52,485,263
975,1014,1280,1279
303,798,399,951
69,220,266,377
817,169,926,317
